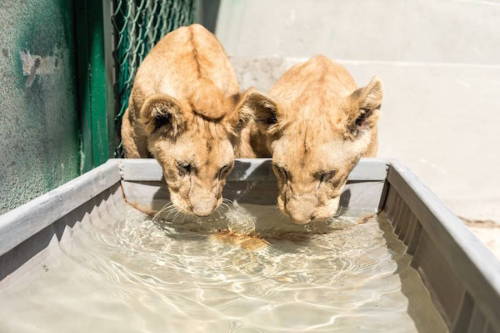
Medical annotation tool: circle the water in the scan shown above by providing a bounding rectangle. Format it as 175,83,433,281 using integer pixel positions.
0,203,447,333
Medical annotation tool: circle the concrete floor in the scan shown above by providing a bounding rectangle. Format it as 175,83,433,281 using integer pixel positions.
216,0,500,258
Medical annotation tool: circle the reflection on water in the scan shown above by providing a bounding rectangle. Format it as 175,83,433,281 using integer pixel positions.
0,203,447,333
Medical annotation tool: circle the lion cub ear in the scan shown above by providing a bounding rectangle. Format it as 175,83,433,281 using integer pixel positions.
236,88,279,131
140,94,185,137
347,77,383,136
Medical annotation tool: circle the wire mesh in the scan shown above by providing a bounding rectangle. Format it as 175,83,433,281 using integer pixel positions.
111,0,195,150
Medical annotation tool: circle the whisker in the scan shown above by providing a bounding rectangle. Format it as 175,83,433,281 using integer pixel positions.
163,206,175,217
170,211,179,223
164,205,180,218
223,201,233,211
216,204,227,220
152,201,174,222
161,202,173,209
222,198,233,206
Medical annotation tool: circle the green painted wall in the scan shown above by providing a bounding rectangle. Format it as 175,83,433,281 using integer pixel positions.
0,0,79,214
75,0,119,172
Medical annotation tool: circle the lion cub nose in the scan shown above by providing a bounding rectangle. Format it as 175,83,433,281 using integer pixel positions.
285,197,315,224
192,197,218,217
192,205,215,217
289,213,313,224
286,205,314,224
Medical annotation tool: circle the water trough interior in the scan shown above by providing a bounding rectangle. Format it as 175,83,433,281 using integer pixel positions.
0,159,499,333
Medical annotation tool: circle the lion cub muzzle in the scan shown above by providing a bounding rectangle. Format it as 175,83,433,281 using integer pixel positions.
282,193,341,224
189,185,220,217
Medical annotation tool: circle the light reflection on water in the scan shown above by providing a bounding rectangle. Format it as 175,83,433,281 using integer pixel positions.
0,203,447,333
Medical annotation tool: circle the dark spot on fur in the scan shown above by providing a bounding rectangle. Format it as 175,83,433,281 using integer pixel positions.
231,92,241,105
2,48,8,57
300,159,305,168
303,126,309,154
350,89,362,99
206,141,212,152
355,108,373,127
266,111,277,124
189,28,202,78
256,107,277,125
154,112,171,131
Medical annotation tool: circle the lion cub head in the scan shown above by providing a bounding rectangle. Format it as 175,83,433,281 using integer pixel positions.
139,84,256,217
248,56,383,224
124,24,258,217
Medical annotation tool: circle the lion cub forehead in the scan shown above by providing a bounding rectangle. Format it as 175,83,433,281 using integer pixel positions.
274,135,365,171
159,129,233,159
315,141,358,166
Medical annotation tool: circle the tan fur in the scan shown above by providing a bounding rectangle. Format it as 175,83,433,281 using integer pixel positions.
121,24,254,216
247,56,383,224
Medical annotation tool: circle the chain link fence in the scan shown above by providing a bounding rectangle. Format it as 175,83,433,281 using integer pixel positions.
112,0,195,155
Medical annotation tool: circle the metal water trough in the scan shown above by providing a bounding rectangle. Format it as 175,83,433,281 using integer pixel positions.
1,158,499,332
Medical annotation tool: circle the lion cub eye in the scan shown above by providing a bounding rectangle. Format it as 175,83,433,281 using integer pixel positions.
273,164,291,182
316,170,337,183
177,161,193,176
217,164,233,179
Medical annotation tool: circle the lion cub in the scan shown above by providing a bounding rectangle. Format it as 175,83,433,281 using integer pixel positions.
121,24,257,216
247,56,383,224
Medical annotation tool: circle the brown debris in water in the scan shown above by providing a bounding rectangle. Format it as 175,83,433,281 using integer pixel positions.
356,213,377,225
212,213,379,251
211,231,270,251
